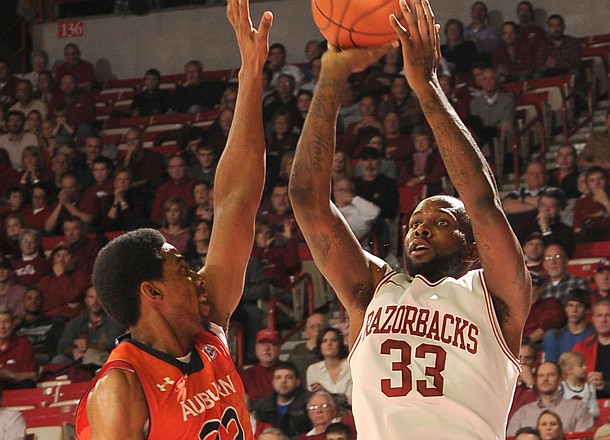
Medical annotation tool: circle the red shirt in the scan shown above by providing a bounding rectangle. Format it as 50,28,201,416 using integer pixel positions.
0,335,36,388
12,255,51,287
21,205,53,230
240,363,274,404
38,269,89,319
54,60,96,88
150,178,195,225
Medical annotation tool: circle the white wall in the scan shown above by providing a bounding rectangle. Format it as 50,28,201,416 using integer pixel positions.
32,0,610,82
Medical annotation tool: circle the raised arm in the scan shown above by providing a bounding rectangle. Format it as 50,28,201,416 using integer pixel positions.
390,0,531,355
289,44,391,344
200,0,272,329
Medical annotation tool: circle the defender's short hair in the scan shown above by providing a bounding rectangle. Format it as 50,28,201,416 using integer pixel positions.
93,228,165,327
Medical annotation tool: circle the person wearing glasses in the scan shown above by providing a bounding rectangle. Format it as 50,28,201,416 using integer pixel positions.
540,243,591,304
296,391,356,440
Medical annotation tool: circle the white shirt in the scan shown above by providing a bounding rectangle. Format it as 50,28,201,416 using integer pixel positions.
306,359,353,404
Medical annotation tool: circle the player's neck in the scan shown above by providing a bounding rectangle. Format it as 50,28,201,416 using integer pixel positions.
568,319,587,333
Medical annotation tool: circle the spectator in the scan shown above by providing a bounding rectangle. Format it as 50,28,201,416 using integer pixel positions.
0,110,38,171
81,156,115,228
337,81,360,136
241,328,281,404
548,144,581,202
524,272,565,345
573,299,610,398
48,73,96,137
331,152,354,186
324,422,353,440
0,214,26,259
507,361,594,435
296,391,340,440
382,110,413,182
130,68,170,116
52,286,124,365
0,149,19,199
0,59,18,107
579,111,610,172
288,313,329,382
253,361,312,438
169,60,225,113
515,427,542,440
9,80,47,128
17,145,53,192
595,424,610,440
523,232,546,276
543,289,594,363
12,228,51,287
441,18,479,78
158,197,190,254
296,90,313,130
73,135,104,189
340,94,383,159
183,219,211,271
306,327,352,404
150,155,194,225
573,166,610,242
541,243,591,304
376,75,424,136
592,259,610,306
218,86,237,112
353,134,397,180
0,305,37,389
365,45,404,92
266,109,299,160
38,241,89,320
509,339,539,421
558,351,599,419
117,127,165,186
267,43,304,89
26,109,43,138
536,410,566,440
21,183,53,231
0,257,26,317
258,427,289,440
492,21,536,82
333,177,380,243
260,181,303,244
263,73,300,127
0,384,26,438
401,124,446,200
18,49,49,91
49,152,73,191
54,43,97,92
180,125,205,167
516,1,545,47
207,109,233,153
62,216,102,278
187,180,214,224
187,143,218,184
300,57,320,93
464,1,500,62
534,14,581,79
0,188,26,219
34,70,55,108
302,40,324,83
14,287,64,365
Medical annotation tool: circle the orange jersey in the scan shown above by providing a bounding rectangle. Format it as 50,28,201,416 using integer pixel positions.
76,324,253,440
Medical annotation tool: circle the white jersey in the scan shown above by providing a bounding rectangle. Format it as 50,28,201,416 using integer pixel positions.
349,268,520,440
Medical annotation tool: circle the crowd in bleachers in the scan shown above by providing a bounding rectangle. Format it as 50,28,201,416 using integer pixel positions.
0,0,610,438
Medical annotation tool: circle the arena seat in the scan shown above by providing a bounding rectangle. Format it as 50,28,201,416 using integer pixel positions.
3,386,57,408
567,257,600,280
573,241,610,259
597,398,610,427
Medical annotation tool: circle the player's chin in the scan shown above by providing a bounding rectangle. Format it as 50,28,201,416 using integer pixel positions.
199,303,211,320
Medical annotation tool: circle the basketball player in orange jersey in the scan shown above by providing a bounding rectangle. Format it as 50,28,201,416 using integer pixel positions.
290,0,531,438
74,0,273,438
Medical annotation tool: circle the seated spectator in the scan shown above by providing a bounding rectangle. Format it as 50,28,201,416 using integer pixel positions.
183,219,211,271
18,145,53,192
10,80,47,129
300,58,320,94
376,75,424,136
515,427,542,440
288,313,329,381
337,81,360,137
507,361,594,435
0,59,19,108
253,361,312,438
333,177,380,243
573,166,610,242
263,73,300,128
502,161,548,242
541,243,591,304
523,232,546,277
0,385,26,437
548,144,581,203
54,43,96,92
354,135,397,181
266,109,299,160
0,110,38,171
187,143,218,184
492,21,536,82
34,70,55,108
52,286,124,365
49,73,96,138
252,219,301,291
187,180,214,225
0,149,19,199
306,327,352,404
169,60,226,113
241,328,281,404
81,156,115,229
331,152,353,186
116,127,165,186
62,216,102,278
595,424,610,440
579,111,610,172
258,427,290,440
158,197,190,254
0,305,37,389
49,151,73,190
219,86,237,112
438,73,470,120
535,410,566,440
382,111,413,182
21,183,53,231
130,68,170,116
73,135,104,190
573,299,610,398
524,272,565,345
296,391,343,440
558,352,599,419
150,155,194,225
340,94,383,159
14,287,64,364
543,288,594,363
100,166,152,232
516,1,545,48
0,257,26,317
207,109,233,153
267,43,304,90
464,1,500,63
12,228,50,287
260,180,304,244
44,172,93,234
302,40,324,83
509,339,539,421
365,45,404,92
26,109,43,138
401,124,446,200
0,188,26,219
19,49,49,92
324,422,353,440
0,214,26,259
296,90,313,130
592,258,610,306
534,14,581,79
441,18,479,78
38,241,89,320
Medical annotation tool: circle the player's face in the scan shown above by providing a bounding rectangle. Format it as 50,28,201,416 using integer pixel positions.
565,301,586,323
537,412,562,440
405,198,472,282
535,363,560,394
272,368,299,397
593,304,610,336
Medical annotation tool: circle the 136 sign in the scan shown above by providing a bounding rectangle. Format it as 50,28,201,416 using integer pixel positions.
58,21,84,38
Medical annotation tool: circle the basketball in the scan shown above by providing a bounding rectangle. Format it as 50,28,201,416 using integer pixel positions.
311,0,407,49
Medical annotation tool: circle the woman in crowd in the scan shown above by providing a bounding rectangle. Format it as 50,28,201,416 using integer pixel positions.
158,196,190,253
100,167,150,232
441,18,479,79
536,410,566,440
183,218,211,271
19,146,53,191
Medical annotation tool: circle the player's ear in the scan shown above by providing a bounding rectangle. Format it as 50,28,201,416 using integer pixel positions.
464,242,479,266
141,281,162,300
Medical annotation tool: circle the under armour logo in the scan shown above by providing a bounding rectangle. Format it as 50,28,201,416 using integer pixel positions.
156,377,175,392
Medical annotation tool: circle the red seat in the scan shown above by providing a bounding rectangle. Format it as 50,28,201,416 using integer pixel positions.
21,404,77,428
3,386,57,408
573,241,610,259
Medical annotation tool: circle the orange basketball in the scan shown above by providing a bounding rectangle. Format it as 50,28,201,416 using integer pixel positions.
311,0,407,49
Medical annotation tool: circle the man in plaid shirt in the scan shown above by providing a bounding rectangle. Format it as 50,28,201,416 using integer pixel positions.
541,243,591,304
535,14,582,78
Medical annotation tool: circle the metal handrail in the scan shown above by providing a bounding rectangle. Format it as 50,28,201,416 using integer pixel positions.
267,272,314,343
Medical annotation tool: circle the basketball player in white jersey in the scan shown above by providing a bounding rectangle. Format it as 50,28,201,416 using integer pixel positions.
289,0,531,438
